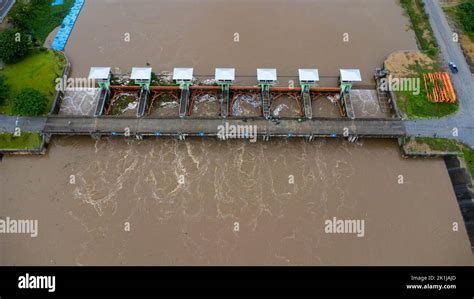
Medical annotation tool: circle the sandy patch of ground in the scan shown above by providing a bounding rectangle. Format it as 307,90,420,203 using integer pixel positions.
385,51,436,77
0,20,11,31
459,34,474,68
440,0,463,8
404,139,432,153
43,26,60,49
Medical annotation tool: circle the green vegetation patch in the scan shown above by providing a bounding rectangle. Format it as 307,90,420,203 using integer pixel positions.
12,87,48,116
444,0,474,41
10,0,75,44
463,147,474,178
396,61,458,119
0,132,43,150
411,137,461,152
0,29,33,63
400,0,439,57
402,137,474,178
0,49,65,115
0,74,9,106
396,86,459,118
455,0,474,41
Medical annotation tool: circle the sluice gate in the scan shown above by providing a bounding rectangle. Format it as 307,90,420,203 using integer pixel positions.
261,89,271,119
298,69,319,120
215,68,234,118
94,88,110,117
257,68,276,120
97,85,340,118
339,69,362,119
137,88,150,117
179,88,190,117
342,93,356,120
83,67,367,120
47,66,407,140
221,86,230,118
174,67,193,118
302,92,312,119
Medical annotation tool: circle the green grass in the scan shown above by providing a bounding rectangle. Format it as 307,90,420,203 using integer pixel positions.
396,62,458,119
400,0,439,57
0,132,43,150
0,49,65,115
444,5,474,42
33,0,75,44
397,87,459,118
455,0,474,41
411,137,462,152
396,75,459,119
405,137,474,178
463,147,474,178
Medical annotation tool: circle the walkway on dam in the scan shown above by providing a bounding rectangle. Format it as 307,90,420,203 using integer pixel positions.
0,115,46,133
42,116,405,138
405,0,474,149
0,114,405,139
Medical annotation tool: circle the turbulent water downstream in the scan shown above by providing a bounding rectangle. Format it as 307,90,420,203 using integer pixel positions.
0,0,472,265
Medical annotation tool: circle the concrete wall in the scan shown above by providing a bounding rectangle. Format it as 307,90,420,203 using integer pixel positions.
444,156,474,249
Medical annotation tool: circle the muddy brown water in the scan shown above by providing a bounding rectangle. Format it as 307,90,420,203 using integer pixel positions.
312,95,341,118
191,95,221,117
270,96,301,118
0,0,472,265
1,138,472,265
65,0,418,84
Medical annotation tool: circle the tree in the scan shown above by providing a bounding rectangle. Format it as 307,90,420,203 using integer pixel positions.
12,88,48,116
457,0,474,36
9,1,34,32
9,0,62,45
0,28,32,63
0,74,9,106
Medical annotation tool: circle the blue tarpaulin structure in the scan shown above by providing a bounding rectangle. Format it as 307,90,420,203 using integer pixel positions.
51,0,85,51
51,0,64,6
